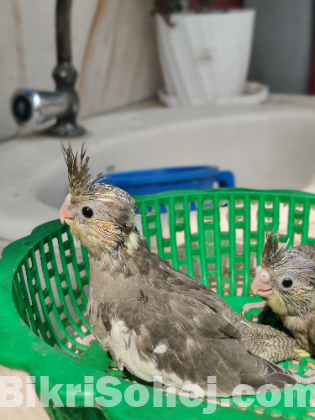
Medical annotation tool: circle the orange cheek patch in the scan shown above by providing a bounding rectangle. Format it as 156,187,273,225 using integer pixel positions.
93,221,121,245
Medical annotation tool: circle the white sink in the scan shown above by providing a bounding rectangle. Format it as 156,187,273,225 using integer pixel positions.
1,94,315,247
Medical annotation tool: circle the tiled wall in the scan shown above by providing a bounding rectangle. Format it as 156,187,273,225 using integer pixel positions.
0,0,162,140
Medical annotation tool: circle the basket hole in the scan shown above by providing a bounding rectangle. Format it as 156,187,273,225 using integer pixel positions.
204,215,214,224
176,231,185,252
28,257,34,269
219,206,229,232
190,210,198,235
254,408,265,414
73,238,84,264
207,263,215,272
49,311,64,339
221,239,229,247
309,205,315,239
250,253,257,275
135,214,143,236
278,202,289,236
236,230,243,255
235,215,244,224
221,255,230,279
65,294,80,321
208,276,217,292
237,406,249,411
265,201,273,209
205,231,214,256
250,202,258,232
290,360,301,366
21,264,33,305
49,276,61,306
203,199,213,209
35,250,47,290
250,314,259,323
67,262,80,291
175,211,184,226
180,266,188,274
35,293,45,323
295,204,304,212
293,232,302,246
149,235,157,253
53,238,64,273
160,213,170,240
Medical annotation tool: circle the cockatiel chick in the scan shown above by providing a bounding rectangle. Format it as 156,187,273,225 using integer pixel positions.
59,146,301,397
252,232,315,359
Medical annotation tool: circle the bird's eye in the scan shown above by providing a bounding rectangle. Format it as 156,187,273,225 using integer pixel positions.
82,207,93,218
282,278,293,288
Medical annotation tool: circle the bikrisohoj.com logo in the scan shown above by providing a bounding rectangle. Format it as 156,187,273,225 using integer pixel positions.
0,375,312,412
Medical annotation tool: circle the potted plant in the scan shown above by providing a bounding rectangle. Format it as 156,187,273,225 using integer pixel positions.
154,0,261,106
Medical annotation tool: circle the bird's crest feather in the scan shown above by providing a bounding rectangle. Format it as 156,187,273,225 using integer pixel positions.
63,144,90,197
261,230,288,268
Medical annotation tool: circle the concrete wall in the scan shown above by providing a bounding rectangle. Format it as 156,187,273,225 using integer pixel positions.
245,0,313,94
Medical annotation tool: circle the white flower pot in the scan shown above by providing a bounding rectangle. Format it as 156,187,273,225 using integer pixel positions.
156,10,256,106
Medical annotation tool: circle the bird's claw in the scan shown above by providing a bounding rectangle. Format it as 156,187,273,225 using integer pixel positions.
292,370,315,385
304,369,315,377
164,386,204,400
241,301,267,317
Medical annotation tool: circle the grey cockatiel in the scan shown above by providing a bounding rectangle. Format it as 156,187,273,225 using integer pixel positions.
252,232,315,361
59,146,302,397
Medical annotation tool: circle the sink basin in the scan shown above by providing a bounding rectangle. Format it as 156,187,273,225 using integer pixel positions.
1,94,315,245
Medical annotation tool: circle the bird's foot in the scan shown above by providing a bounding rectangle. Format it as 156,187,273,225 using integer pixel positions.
291,370,315,385
164,386,203,400
304,369,315,377
164,386,180,395
82,334,96,347
242,301,267,317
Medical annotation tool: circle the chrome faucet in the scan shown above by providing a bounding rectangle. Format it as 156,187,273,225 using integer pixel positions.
11,0,85,137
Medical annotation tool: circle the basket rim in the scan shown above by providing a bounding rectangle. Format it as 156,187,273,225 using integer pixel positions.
1,187,315,416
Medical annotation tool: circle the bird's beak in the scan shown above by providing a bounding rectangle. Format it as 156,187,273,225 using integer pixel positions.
60,194,74,225
251,265,274,298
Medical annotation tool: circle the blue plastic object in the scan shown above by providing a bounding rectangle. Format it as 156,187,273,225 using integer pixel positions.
98,166,235,195
98,166,235,213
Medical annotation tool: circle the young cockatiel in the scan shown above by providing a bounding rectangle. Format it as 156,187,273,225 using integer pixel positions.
59,146,302,397
252,232,315,360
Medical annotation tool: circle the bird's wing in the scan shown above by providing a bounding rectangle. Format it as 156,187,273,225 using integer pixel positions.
110,256,296,396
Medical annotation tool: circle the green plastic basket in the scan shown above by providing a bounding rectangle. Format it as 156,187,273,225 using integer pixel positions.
1,188,315,420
